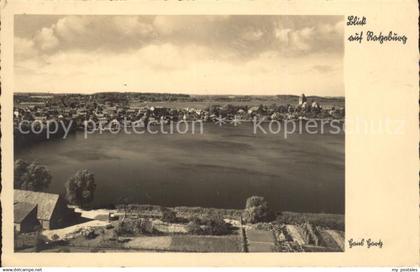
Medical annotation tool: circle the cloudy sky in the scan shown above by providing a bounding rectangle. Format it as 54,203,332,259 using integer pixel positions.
14,15,344,95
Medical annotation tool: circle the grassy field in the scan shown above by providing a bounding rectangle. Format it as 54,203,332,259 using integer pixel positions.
122,234,243,252
64,230,242,252
125,236,173,251
246,229,277,252
169,235,242,252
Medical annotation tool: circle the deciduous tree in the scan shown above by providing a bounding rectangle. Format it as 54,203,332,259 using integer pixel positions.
242,196,273,224
14,159,51,191
65,169,96,208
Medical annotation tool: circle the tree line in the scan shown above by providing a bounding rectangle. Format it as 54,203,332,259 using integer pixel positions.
14,159,97,209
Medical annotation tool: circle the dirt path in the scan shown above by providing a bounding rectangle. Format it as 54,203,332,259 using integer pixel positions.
42,220,110,240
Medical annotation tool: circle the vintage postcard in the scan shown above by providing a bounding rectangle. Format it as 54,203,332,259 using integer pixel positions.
0,0,418,267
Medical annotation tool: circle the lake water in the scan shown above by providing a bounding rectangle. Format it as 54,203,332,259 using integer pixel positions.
15,122,344,214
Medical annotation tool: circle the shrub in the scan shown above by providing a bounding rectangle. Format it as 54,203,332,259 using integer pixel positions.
203,216,230,235
34,233,47,252
115,219,156,236
242,196,274,224
186,220,203,235
254,222,273,231
172,206,242,220
82,229,97,240
161,207,177,223
187,216,231,235
245,196,266,209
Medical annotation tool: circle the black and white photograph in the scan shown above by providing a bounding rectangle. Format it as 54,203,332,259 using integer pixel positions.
13,15,345,253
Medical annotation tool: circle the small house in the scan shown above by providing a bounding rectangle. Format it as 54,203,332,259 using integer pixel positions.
14,202,39,233
14,189,79,230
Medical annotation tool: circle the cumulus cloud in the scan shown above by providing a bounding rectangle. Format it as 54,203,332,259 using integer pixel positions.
289,27,315,51
241,29,265,41
17,15,158,54
274,19,343,56
113,16,155,37
14,15,344,95
34,27,59,51
312,64,336,73
152,15,229,36
14,37,38,59
15,15,344,57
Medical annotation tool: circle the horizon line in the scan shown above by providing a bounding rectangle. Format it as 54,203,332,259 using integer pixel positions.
14,91,345,98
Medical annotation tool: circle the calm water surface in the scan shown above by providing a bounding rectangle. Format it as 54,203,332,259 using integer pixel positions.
15,123,344,213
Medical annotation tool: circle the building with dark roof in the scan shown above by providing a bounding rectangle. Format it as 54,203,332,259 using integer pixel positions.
14,202,39,233
14,189,79,230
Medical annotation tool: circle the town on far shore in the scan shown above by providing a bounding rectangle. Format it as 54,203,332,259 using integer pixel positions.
13,93,344,135
13,92,345,253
